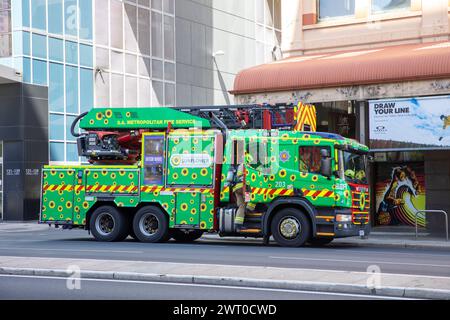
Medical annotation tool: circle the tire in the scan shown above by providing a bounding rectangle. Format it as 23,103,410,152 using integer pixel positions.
132,206,170,243
308,238,334,247
90,206,129,242
271,208,311,247
171,229,204,243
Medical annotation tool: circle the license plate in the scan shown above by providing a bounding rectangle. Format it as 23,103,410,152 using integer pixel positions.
359,230,365,237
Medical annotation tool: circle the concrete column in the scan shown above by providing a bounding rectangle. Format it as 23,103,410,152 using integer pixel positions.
281,0,304,56
421,0,449,41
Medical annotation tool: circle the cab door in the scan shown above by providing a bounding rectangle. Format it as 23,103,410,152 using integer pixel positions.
297,145,336,208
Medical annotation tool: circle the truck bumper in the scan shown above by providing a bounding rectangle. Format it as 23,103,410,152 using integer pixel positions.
334,222,371,238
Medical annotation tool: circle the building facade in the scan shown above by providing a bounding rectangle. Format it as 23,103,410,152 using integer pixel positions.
0,0,282,220
232,0,450,234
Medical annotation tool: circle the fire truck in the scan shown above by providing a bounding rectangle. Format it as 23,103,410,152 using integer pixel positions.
39,105,370,247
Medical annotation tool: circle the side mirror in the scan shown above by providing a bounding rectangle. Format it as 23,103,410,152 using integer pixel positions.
321,158,332,178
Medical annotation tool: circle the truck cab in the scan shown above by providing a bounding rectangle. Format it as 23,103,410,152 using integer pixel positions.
219,130,370,246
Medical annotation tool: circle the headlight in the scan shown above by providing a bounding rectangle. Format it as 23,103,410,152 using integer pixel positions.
336,214,352,222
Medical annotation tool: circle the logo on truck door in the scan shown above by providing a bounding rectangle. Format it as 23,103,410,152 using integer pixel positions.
170,154,212,168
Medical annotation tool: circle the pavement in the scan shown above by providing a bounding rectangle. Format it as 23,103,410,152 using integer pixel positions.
0,222,449,300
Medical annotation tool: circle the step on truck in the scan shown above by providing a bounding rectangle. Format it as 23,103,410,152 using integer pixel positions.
40,107,371,247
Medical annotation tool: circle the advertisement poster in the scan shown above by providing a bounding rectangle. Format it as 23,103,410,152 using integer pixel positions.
375,162,426,227
369,95,450,151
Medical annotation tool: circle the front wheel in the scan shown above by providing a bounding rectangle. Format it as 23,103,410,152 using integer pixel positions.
271,208,311,247
171,229,204,243
132,206,170,243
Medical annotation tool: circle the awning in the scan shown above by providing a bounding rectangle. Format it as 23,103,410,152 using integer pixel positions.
231,41,450,95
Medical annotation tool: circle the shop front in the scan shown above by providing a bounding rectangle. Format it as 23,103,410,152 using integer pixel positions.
231,41,450,234
369,96,450,235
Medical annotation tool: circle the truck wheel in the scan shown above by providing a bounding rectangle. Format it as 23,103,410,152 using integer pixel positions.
132,206,169,243
271,208,311,247
308,238,334,247
171,229,204,243
90,206,129,242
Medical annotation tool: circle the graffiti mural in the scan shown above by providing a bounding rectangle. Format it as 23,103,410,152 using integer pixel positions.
375,162,426,227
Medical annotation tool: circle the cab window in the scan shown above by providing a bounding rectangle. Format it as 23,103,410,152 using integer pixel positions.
299,146,328,174
247,140,270,173
143,134,165,185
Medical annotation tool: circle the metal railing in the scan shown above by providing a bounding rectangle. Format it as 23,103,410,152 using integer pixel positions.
415,210,448,241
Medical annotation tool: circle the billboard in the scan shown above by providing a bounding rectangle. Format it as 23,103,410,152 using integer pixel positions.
369,95,450,151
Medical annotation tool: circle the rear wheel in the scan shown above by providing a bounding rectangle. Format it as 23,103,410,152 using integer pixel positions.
90,206,129,242
171,229,204,243
271,208,311,247
132,206,170,243
308,238,334,246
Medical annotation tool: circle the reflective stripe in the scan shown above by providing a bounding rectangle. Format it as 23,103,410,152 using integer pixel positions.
235,217,245,223
233,183,244,192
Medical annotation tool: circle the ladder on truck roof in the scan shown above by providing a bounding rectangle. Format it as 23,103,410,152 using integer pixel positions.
174,103,296,130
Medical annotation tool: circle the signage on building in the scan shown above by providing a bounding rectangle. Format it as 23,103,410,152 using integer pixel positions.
369,95,450,151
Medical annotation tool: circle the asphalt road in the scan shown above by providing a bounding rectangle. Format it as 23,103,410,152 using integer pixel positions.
0,226,449,278
0,275,409,300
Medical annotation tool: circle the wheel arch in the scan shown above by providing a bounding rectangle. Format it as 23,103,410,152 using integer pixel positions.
263,197,317,237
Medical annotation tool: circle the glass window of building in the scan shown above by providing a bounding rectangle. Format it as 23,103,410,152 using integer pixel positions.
49,114,64,141
32,33,46,59
50,142,64,162
48,0,63,35
164,15,174,60
65,65,79,114
65,40,78,65
318,0,355,20
32,0,46,31
64,0,77,36
79,0,93,40
255,0,282,64
32,59,47,85
372,0,411,13
151,11,163,58
0,1,11,57
80,68,93,113
49,62,64,112
48,37,63,62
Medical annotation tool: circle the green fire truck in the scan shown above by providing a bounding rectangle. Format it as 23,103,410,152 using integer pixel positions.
40,107,370,247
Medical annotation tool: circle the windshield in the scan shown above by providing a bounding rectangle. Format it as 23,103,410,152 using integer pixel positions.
342,151,368,184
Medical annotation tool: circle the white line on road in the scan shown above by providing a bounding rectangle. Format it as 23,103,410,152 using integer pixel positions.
269,256,450,268
0,274,416,300
0,247,143,254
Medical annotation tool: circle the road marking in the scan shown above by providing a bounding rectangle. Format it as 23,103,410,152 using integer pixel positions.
0,247,143,254
0,274,416,300
269,256,450,268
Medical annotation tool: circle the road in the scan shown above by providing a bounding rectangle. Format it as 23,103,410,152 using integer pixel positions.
0,225,449,299
0,226,449,277
0,274,407,300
